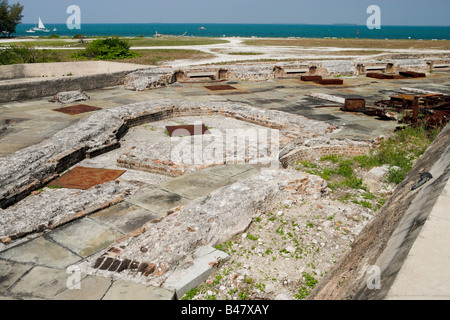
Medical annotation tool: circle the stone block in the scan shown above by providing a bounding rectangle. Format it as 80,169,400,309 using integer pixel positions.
48,218,123,258
102,281,175,300
0,236,81,269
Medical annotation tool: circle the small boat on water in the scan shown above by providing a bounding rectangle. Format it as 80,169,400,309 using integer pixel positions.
33,17,50,32
199,26,206,30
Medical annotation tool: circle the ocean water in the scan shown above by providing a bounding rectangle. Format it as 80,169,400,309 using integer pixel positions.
15,23,450,40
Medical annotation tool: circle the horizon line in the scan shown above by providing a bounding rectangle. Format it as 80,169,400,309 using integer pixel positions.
18,22,450,27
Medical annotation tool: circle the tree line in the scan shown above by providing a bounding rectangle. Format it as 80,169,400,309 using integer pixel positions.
0,0,24,38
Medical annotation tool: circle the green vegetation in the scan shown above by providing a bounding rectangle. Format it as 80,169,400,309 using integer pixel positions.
0,45,211,66
0,0,24,38
243,38,450,51
294,123,445,210
297,156,363,191
246,233,259,241
70,37,140,60
179,124,444,301
353,124,441,184
295,272,319,300
0,40,85,48
181,287,200,300
117,49,212,65
299,124,442,189
0,44,61,65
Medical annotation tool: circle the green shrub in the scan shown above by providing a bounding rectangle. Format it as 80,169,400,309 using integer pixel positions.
0,44,59,65
337,160,354,178
0,46,19,64
295,272,319,300
320,154,342,163
354,124,442,184
70,37,140,60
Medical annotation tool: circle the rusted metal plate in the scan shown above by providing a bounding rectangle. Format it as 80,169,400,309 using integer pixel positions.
399,71,426,78
47,166,126,190
301,76,322,82
366,73,404,80
396,94,416,101
53,105,102,115
166,124,211,137
318,79,344,85
343,98,366,111
204,85,237,91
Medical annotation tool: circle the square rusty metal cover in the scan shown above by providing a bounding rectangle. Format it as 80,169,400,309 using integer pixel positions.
301,76,323,82
204,85,237,91
366,73,405,80
344,98,366,111
47,166,126,190
318,79,344,85
399,71,426,78
53,105,102,115
166,124,210,137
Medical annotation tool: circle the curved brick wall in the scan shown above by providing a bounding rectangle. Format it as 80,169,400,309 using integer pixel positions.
280,145,370,168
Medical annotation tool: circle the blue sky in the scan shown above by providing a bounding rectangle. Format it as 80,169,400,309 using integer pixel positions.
13,0,450,26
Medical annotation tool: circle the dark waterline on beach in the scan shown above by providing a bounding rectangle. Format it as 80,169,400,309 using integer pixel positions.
15,23,450,40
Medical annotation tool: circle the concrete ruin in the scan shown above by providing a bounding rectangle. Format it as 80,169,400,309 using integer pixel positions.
0,56,449,300
123,57,449,92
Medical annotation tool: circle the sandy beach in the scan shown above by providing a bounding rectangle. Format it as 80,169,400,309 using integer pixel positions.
2,36,449,67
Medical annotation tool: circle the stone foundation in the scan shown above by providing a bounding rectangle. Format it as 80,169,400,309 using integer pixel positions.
79,170,329,288
0,100,334,209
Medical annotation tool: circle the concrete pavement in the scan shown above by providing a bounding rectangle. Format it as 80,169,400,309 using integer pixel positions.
0,164,258,300
1,72,450,300
385,176,450,299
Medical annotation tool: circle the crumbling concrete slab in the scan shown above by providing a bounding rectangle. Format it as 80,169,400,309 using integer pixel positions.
102,281,175,300
48,218,123,258
51,91,90,104
159,172,232,200
0,260,33,294
79,170,329,290
164,245,229,298
90,202,161,234
52,275,113,300
126,188,190,215
0,236,81,269
229,167,261,182
0,180,138,244
9,266,72,299
203,164,257,179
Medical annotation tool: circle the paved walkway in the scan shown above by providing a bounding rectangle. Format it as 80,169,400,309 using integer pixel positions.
0,164,258,300
386,177,450,300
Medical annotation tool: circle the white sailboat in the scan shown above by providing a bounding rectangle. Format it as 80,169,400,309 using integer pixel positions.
33,17,50,32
